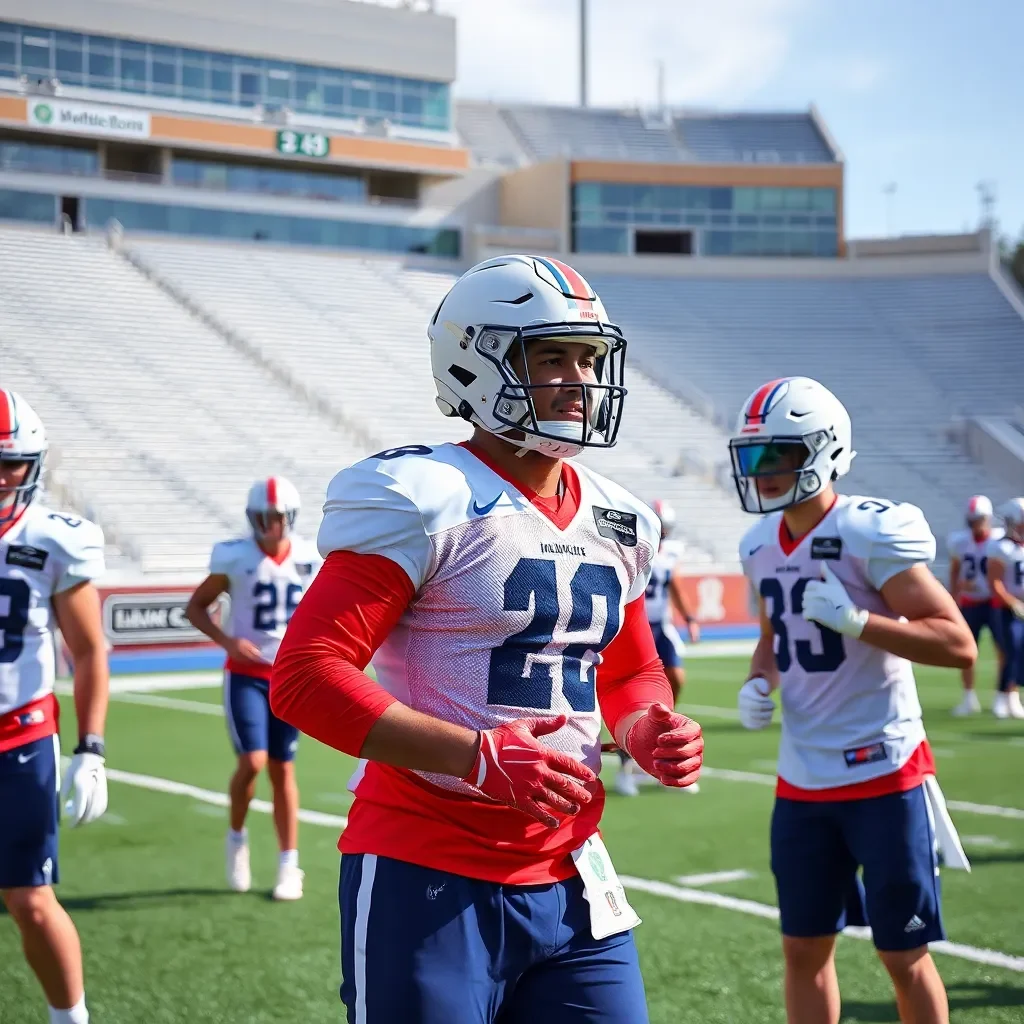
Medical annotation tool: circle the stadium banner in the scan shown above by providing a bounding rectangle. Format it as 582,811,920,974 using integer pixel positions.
676,574,757,629
28,99,151,140
99,585,220,648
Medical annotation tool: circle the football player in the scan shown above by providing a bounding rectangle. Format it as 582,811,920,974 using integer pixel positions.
615,499,700,797
271,255,703,1023
0,390,109,1024
186,477,320,901
731,377,975,1024
947,495,1004,715
985,498,1024,719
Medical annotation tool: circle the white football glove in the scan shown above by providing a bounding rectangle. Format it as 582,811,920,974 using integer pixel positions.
738,677,775,730
61,752,108,828
801,563,869,639
1009,598,1024,622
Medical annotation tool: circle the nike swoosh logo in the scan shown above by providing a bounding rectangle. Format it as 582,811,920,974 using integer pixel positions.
473,495,502,516
17,752,39,764
747,544,764,556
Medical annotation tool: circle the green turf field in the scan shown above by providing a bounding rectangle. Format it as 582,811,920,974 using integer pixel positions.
2,646,1022,1023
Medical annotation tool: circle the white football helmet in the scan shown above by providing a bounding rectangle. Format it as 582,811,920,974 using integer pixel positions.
965,494,993,524
651,499,677,540
999,497,1024,543
0,389,47,523
729,377,855,514
428,254,627,458
246,476,300,538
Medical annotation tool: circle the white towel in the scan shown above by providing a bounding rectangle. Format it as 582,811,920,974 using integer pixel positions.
923,774,971,872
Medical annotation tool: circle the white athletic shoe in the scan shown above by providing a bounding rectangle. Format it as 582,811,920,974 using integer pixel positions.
613,770,639,797
226,834,251,893
1007,691,1024,720
951,691,981,716
272,864,305,901
993,693,1010,719
676,782,700,795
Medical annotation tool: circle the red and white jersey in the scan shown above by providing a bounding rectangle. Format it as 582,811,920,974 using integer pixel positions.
645,539,684,627
318,443,660,791
740,495,935,791
210,536,321,678
0,503,105,752
947,527,1003,603
987,533,1024,601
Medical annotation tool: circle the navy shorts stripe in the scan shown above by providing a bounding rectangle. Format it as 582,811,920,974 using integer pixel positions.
771,785,945,951
224,671,299,762
0,735,60,888
339,854,648,1023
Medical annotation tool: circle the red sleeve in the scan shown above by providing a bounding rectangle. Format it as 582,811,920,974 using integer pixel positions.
269,550,414,755
596,594,673,743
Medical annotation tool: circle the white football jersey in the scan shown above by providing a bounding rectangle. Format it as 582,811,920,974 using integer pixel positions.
210,536,321,662
0,504,105,716
318,442,660,793
986,534,1024,601
646,540,684,627
947,527,1003,602
740,495,935,790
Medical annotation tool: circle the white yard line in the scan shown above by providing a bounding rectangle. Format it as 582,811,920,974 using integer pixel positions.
673,869,754,887
99,692,1024,822
620,876,1024,974
103,767,1024,975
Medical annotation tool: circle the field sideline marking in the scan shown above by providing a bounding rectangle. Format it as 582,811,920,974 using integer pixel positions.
674,869,754,887
93,689,1024,822
103,767,1024,975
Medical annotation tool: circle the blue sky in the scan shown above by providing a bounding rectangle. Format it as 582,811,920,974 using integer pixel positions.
441,0,1023,243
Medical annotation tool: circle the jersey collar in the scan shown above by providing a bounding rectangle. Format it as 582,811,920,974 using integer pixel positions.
778,494,838,557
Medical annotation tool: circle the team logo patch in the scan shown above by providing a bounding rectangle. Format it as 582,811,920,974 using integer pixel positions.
844,742,887,767
6,544,48,570
17,709,46,727
592,507,637,547
810,537,843,560
295,562,314,576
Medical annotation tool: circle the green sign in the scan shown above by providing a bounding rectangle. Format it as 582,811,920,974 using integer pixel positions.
275,130,330,158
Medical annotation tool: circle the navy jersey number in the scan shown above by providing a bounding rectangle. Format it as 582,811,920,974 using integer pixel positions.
759,577,846,673
962,553,988,581
252,581,303,631
0,578,31,664
487,558,622,712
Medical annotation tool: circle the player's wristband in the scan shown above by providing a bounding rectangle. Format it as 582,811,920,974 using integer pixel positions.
74,734,105,757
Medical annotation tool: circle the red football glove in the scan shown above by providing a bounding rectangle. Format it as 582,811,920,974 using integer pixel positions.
464,715,596,828
624,702,703,788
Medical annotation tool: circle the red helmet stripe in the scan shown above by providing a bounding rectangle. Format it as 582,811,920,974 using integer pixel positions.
266,476,278,509
0,390,13,437
746,378,787,421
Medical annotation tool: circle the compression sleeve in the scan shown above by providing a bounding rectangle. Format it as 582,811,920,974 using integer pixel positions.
270,549,414,754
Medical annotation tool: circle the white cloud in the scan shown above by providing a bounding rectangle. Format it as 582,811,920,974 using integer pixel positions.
438,0,804,108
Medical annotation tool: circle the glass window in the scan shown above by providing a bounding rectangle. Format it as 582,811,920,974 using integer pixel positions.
151,57,178,96
120,55,147,93
322,78,346,116
238,69,260,106
683,212,707,227
684,187,711,210
814,214,836,227
181,57,209,98
0,140,98,176
399,89,422,121
20,28,53,75
814,231,838,257
758,187,785,211
55,45,83,85
657,186,686,209
350,78,373,113
0,35,18,70
787,231,815,255
788,214,811,226
423,82,448,128
295,74,320,112
265,62,292,103
210,64,233,101
703,231,732,256
573,183,601,210
0,188,55,223
375,75,397,115
733,188,758,213
574,226,628,254
737,214,758,226
88,50,115,84
811,188,836,213
711,213,732,226
784,188,810,210
709,187,732,210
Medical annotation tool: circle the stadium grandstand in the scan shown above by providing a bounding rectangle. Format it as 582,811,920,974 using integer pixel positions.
0,0,1022,583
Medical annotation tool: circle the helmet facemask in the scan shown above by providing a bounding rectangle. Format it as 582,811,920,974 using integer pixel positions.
0,451,44,524
474,324,627,459
247,508,297,541
729,429,839,514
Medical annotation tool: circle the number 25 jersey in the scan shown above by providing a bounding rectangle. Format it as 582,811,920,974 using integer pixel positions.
210,536,321,679
740,495,935,791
